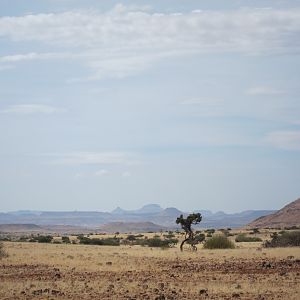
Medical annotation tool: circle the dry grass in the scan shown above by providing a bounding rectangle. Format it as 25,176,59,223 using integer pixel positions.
0,235,300,299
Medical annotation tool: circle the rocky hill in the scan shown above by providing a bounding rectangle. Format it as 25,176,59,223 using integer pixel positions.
248,197,300,228
98,222,166,233
0,204,275,229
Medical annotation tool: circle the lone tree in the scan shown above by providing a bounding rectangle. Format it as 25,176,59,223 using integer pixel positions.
176,213,203,251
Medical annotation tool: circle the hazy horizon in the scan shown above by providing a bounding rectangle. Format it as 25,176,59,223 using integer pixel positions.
1,1,300,213
0,202,279,214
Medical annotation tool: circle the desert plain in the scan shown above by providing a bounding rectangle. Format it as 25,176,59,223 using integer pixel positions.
1,231,300,300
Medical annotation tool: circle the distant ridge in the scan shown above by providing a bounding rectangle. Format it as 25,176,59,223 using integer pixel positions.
0,224,42,232
159,207,183,217
0,204,275,229
111,207,126,215
248,197,300,228
111,204,163,215
98,222,166,233
136,204,163,214
0,223,94,234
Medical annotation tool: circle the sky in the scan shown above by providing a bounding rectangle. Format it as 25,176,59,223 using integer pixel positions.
0,0,300,213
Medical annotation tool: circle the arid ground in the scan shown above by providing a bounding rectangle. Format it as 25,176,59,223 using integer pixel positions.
1,238,300,300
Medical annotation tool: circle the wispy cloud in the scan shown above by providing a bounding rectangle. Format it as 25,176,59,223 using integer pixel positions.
0,52,68,63
180,97,223,106
95,169,109,177
46,152,139,165
246,86,285,96
265,130,300,150
0,6,299,79
1,104,64,115
121,171,131,178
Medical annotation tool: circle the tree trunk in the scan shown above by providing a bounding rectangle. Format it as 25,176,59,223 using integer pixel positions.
180,238,189,251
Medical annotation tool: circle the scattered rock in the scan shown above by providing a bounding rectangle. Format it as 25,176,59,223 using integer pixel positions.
199,289,208,297
232,293,240,298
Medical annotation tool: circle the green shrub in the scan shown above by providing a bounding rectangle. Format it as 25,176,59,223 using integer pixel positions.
205,229,215,234
235,234,262,242
62,236,71,244
187,233,205,245
78,236,120,246
18,236,28,242
203,235,235,249
163,233,175,239
265,231,300,248
101,238,120,246
284,226,299,230
126,234,136,241
32,235,53,243
135,234,144,238
146,238,168,247
138,237,178,248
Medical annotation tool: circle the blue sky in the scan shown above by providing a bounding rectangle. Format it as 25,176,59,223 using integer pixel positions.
0,1,299,212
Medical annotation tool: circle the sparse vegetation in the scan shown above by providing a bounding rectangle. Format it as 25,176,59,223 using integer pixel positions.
265,231,300,248
219,229,230,237
203,235,235,249
29,235,53,243
235,234,262,242
140,237,178,248
163,232,175,239
126,234,136,241
78,236,120,246
62,236,71,244
284,225,299,230
0,229,300,299
186,233,205,248
205,229,215,234
0,242,8,259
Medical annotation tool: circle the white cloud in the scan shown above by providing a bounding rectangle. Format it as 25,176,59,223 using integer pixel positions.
46,151,138,165
246,86,285,96
1,7,299,52
0,52,57,63
0,7,299,79
265,130,300,150
1,104,64,115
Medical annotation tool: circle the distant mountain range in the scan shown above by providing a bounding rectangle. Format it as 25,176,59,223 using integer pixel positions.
249,197,300,228
0,203,275,230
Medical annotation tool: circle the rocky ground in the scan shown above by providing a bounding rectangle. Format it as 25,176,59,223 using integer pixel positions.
0,242,300,299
